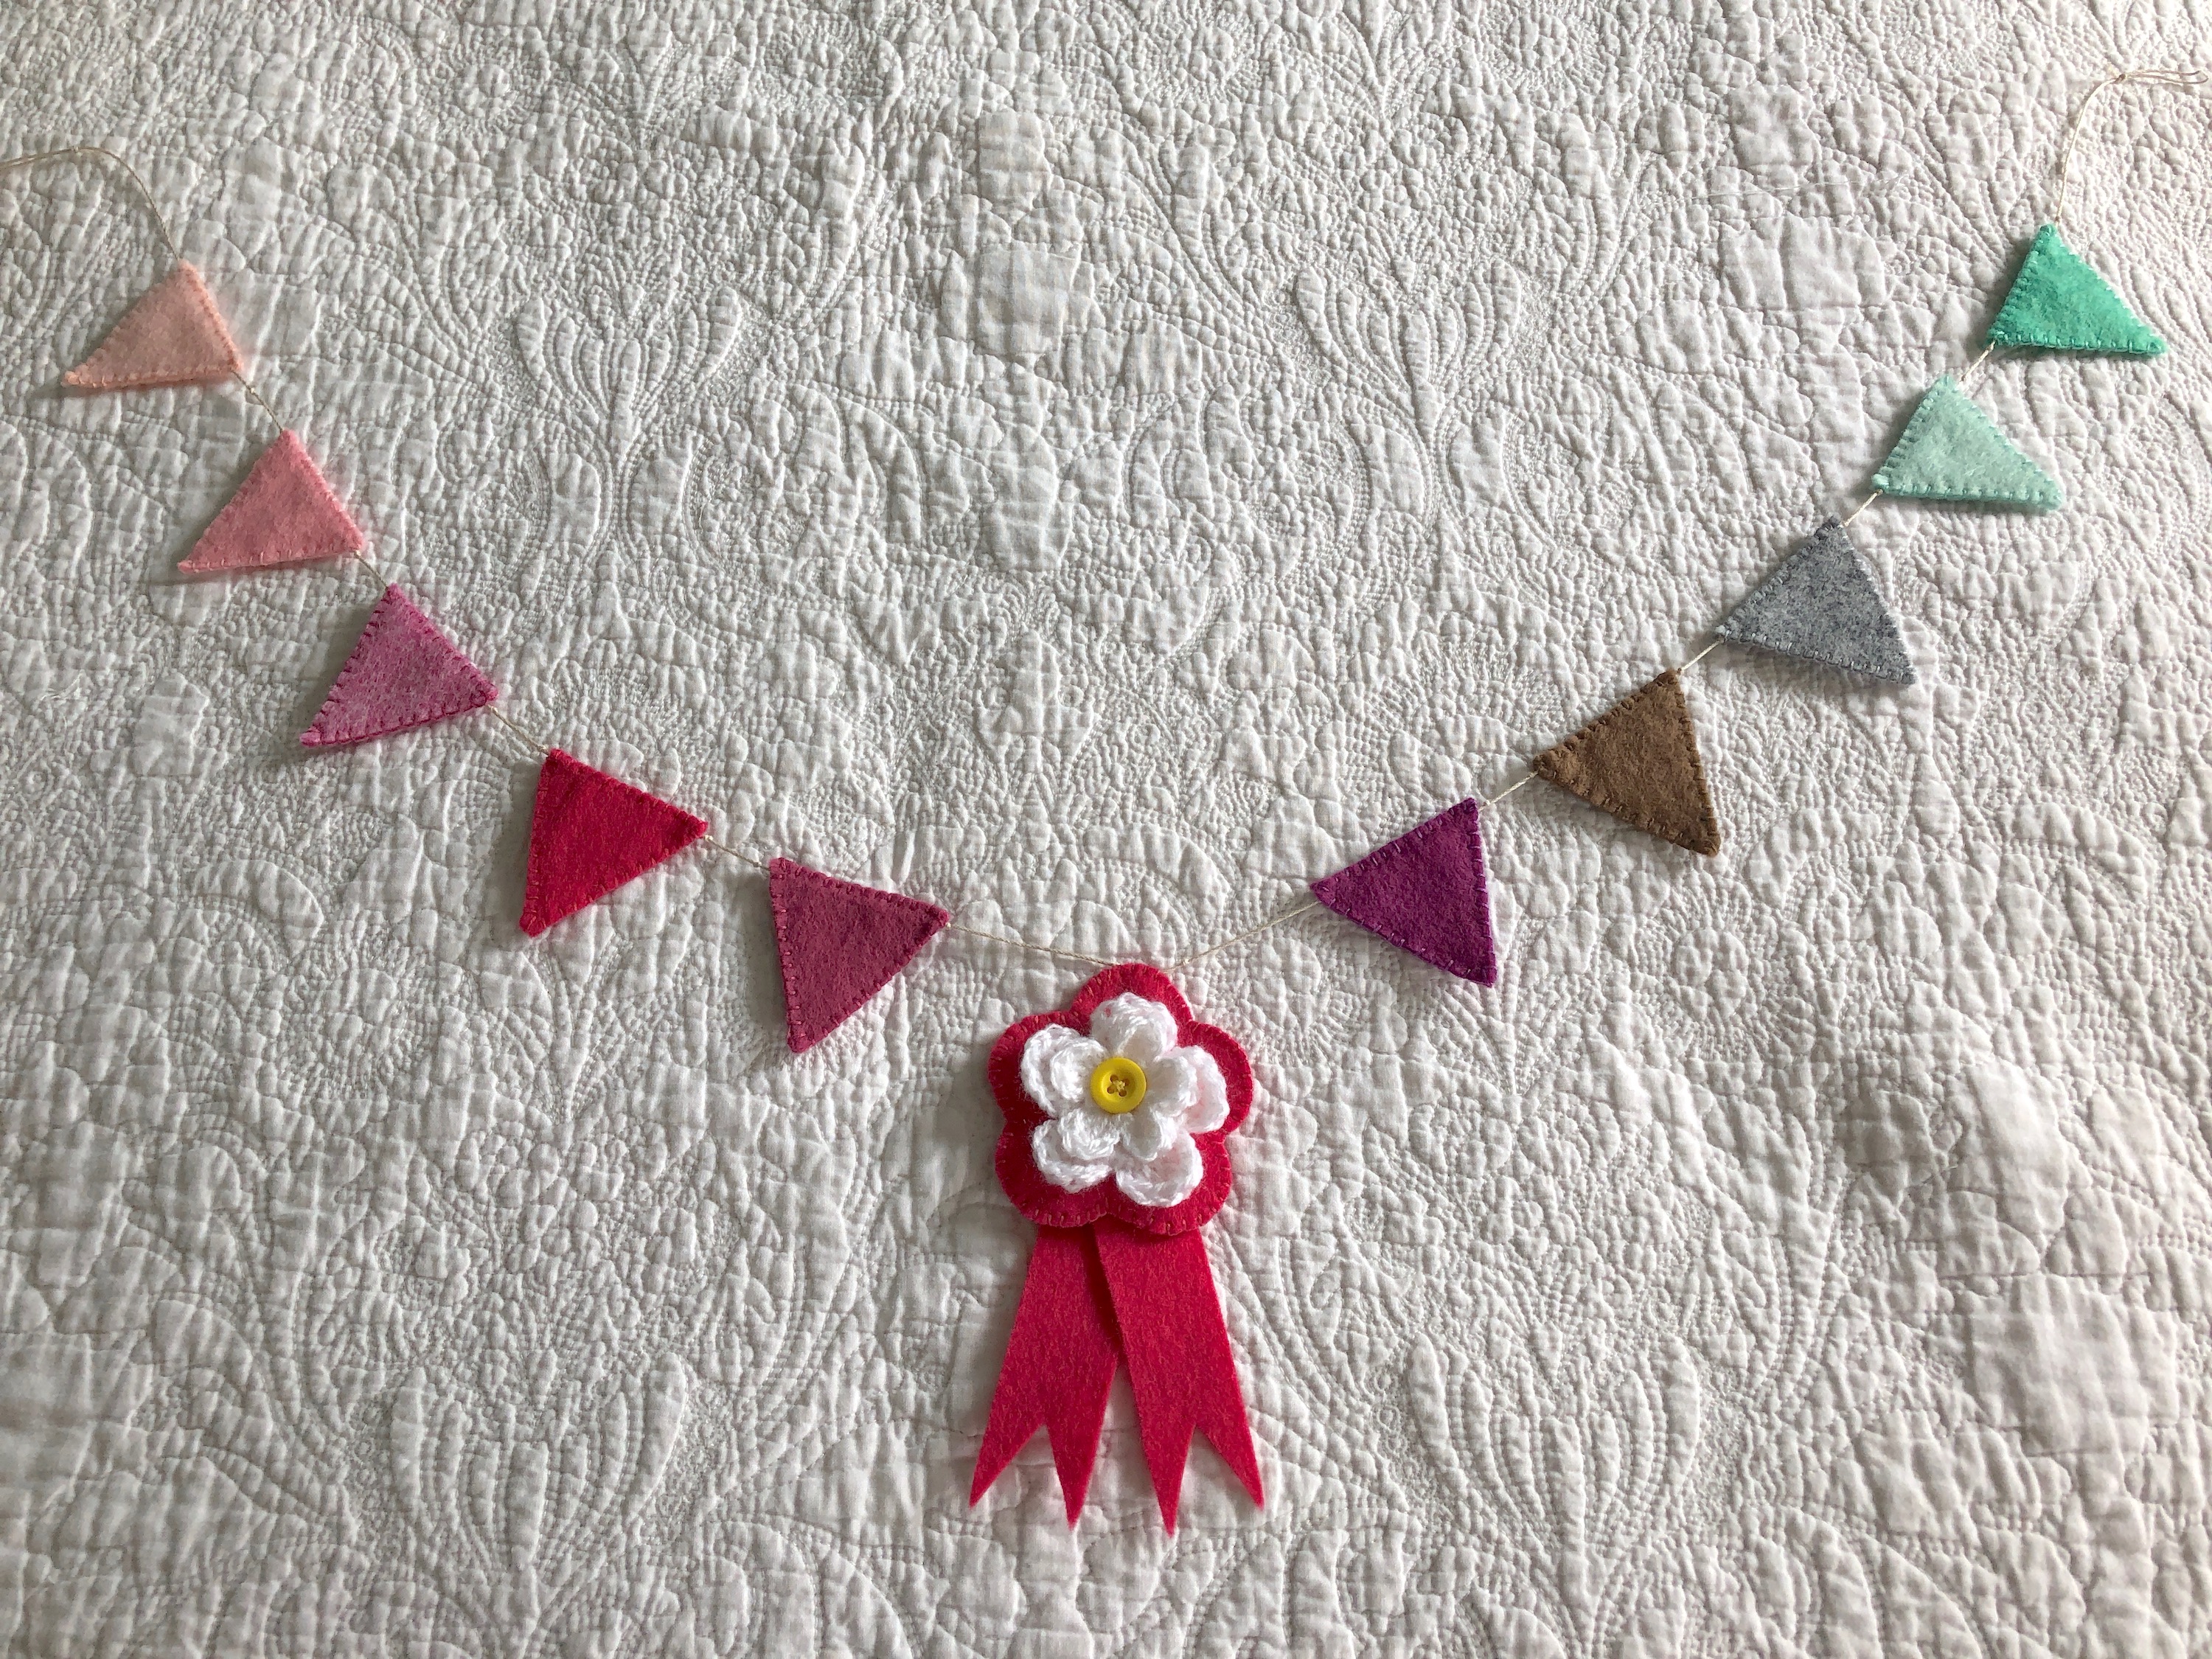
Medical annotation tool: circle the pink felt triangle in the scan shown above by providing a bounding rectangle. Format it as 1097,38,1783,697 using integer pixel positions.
179,431,366,573
768,858,950,1052
520,750,708,936
301,585,498,747
1310,797,1498,984
64,262,244,391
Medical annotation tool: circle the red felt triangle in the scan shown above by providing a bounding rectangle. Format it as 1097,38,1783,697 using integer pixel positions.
64,262,243,391
179,431,366,573
301,585,498,747
768,858,949,1052
520,750,708,936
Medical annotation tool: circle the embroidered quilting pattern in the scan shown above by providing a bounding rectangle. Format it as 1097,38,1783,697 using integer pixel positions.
3,12,2208,1654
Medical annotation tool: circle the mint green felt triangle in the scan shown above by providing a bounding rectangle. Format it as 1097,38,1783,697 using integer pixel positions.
1871,377,2063,512
1986,224,2165,358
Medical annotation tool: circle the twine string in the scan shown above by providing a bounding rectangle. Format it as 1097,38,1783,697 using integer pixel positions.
2053,68,2208,228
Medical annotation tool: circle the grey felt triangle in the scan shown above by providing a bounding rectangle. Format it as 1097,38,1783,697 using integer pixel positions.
1717,518,1915,684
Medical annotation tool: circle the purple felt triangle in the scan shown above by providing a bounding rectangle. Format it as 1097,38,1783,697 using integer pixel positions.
301,585,498,747
1310,798,1498,984
769,858,950,1052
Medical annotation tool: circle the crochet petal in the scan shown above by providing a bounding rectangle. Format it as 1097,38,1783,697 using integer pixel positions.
1113,1135,1205,1209
1032,1119,1116,1191
1093,993,1178,1065
1021,1025,1105,1119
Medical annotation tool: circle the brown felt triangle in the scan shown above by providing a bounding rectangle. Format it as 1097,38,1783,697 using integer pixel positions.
1531,669,1720,855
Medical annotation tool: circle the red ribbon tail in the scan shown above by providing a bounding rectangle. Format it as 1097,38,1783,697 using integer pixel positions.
1093,1220,1263,1534
970,1227,1119,1523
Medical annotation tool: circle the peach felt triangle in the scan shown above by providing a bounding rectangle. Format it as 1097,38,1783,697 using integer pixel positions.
179,431,366,573
64,263,243,391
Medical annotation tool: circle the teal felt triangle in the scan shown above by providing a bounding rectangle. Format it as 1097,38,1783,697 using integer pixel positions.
1871,377,2062,513
1986,224,2165,358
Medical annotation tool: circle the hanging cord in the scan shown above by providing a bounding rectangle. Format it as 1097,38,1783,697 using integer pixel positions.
1,144,288,435
2053,67,2208,228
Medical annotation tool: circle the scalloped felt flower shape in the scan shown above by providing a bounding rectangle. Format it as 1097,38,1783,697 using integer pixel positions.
988,964,1253,1235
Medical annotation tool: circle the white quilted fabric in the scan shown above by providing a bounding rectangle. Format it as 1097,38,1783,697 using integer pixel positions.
4,5,2210,1654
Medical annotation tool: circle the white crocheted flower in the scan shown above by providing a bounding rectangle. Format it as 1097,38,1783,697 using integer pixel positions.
1019,992,1231,1208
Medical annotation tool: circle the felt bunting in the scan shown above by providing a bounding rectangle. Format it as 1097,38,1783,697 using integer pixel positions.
301,585,498,746
1986,224,2165,357
520,750,708,936
178,431,366,572
1532,669,1721,855
1310,798,1498,984
1716,518,1916,683
768,859,950,1052
63,262,243,391
1870,377,2062,512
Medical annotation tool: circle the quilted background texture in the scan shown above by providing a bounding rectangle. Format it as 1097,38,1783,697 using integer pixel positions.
4,3,2211,1655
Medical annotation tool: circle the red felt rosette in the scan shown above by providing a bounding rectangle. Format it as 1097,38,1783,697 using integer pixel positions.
970,962,1264,1532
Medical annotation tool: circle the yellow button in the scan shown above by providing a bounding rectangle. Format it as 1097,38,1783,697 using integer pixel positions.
1088,1056,1147,1114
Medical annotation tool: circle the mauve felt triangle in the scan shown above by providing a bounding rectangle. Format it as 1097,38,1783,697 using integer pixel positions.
520,750,708,936
302,585,498,747
1310,797,1498,984
179,431,366,573
768,858,950,1052
64,262,243,391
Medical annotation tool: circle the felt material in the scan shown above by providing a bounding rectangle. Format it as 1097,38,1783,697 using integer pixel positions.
968,1228,1119,1524
1091,1221,1263,1534
178,431,368,572
767,859,950,1052
1986,224,2165,357
63,262,243,390
1870,377,2062,512
990,964,1253,1236
300,585,498,746
1532,669,1722,855
1716,518,1916,684
519,750,708,936
1310,797,1498,984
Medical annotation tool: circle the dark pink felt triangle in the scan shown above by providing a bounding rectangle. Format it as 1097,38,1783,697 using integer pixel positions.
1310,797,1498,984
302,585,497,747
520,751,707,936
768,858,950,1052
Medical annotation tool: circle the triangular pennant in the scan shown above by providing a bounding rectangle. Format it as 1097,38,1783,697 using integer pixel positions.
1310,797,1498,984
768,858,949,1052
1986,224,2165,358
178,431,367,572
1532,669,1721,855
301,585,498,747
519,750,708,936
63,262,243,391
1870,377,2062,512
1716,518,1916,683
